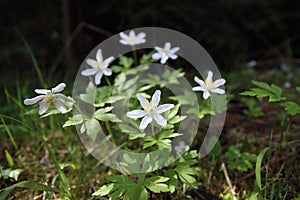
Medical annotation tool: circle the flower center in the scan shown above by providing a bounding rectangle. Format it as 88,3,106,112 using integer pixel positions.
205,80,213,89
128,36,136,42
162,48,169,55
43,93,56,105
144,101,156,114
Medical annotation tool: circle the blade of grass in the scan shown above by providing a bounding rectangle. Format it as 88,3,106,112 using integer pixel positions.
256,146,270,198
1,117,17,149
15,28,47,87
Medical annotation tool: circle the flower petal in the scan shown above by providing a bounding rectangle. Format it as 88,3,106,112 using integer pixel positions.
54,94,74,102
120,32,128,39
96,49,103,63
152,52,161,60
129,30,135,37
203,90,211,99
210,88,225,94
169,53,178,59
194,76,206,88
24,95,44,105
103,56,114,68
86,59,97,67
137,32,146,39
136,93,149,108
120,39,129,45
153,114,167,127
51,83,66,93
127,110,147,118
54,99,67,113
139,115,152,130
81,68,97,76
213,78,226,88
35,89,50,95
192,86,205,92
103,68,112,76
152,90,161,106
95,71,103,85
206,71,213,84
156,104,174,114
160,56,168,64
165,42,171,50
39,101,50,115
170,47,180,53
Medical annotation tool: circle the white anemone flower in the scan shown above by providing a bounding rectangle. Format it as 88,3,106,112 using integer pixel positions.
24,83,74,115
127,90,174,130
152,42,180,64
81,49,114,85
192,71,226,99
119,30,146,46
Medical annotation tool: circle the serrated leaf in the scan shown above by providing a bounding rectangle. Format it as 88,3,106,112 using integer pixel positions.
95,113,121,122
92,183,115,196
280,101,300,116
63,114,84,128
79,81,96,104
175,166,197,188
84,118,100,141
144,176,170,193
164,169,178,193
165,104,180,120
169,115,187,124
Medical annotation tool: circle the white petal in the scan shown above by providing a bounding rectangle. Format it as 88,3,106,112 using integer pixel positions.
51,83,66,93
192,86,205,92
136,93,149,108
81,68,97,76
170,47,180,53
206,71,213,84
153,114,167,127
39,101,50,115
137,32,146,39
127,110,147,118
156,104,174,114
152,53,161,60
129,30,135,37
160,56,169,64
103,68,112,76
95,71,103,85
86,59,97,67
24,95,44,105
120,39,130,45
54,99,67,113
203,91,211,99
120,32,128,39
139,115,152,130
169,53,178,60
165,42,171,50
151,90,161,106
54,94,74,102
194,76,206,88
96,49,103,63
34,89,50,95
103,56,114,67
154,47,162,52
210,88,225,94
213,78,226,88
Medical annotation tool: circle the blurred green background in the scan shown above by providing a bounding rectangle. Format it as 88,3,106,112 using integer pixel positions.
1,0,300,91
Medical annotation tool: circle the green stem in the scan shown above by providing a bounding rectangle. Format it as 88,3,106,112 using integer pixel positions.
132,46,138,67
105,76,112,87
137,173,146,185
105,121,116,144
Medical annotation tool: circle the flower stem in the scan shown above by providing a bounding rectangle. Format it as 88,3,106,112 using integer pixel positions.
132,46,138,67
105,76,111,87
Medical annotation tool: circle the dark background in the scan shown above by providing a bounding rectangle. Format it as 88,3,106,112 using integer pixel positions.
1,0,300,88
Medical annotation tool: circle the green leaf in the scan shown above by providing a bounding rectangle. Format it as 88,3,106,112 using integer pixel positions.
175,166,197,188
84,118,101,141
240,81,286,102
5,150,14,168
164,169,178,193
119,56,134,69
144,176,170,193
124,185,148,200
256,147,270,192
296,86,300,93
165,104,180,120
80,81,96,104
168,115,187,124
0,168,23,181
280,101,300,116
92,183,115,196
63,114,84,128
95,113,121,122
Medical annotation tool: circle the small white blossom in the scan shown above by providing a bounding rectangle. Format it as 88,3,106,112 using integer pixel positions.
24,83,74,115
127,90,174,130
192,71,226,99
280,63,289,72
152,42,180,64
246,60,256,68
81,49,114,85
119,30,146,46
284,82,291,88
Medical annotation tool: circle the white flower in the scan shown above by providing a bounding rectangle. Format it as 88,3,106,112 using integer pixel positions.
119,30,146,46
192,71,226,99
81,49,114,85
174,141,187,154
246,60,256,68
152,42,180,64
24,83,74,115
127,90,174,130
